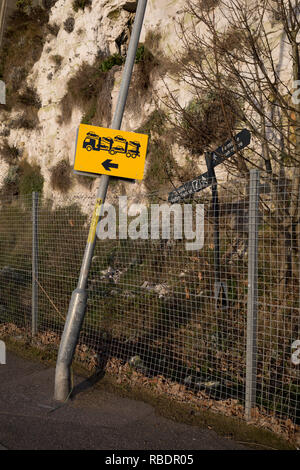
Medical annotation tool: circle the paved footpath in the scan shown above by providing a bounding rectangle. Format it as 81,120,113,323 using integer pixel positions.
0,351,248,450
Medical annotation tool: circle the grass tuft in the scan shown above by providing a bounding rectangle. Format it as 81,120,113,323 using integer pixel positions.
16,86,41,108
60,55,116,126
72,0,92,12
0,160,43,201
18,160,44,196
50,54,63,73
0,140,22,165
50,160,73,193
0,6,48,117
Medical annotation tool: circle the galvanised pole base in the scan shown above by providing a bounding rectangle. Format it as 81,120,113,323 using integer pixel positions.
54,288,87,401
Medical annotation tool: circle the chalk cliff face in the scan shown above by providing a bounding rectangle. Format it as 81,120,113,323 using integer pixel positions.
0,0,195,206
0,0,292,206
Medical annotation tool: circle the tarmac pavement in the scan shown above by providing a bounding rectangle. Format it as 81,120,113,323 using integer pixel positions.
0,351,248,450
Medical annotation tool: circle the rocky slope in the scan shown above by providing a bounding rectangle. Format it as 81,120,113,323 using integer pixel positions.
0,0,292,209
0,0,197,208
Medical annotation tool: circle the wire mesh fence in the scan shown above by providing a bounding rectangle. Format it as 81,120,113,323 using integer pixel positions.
0,173,299,435
0,194,32,328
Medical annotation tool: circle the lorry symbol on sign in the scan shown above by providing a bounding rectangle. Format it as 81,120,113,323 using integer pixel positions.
74,123,148,180
83,132,141,159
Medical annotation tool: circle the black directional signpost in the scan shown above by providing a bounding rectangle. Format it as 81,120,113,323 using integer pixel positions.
168,129,251,204
168,129,251,311
209,128,251,168
205,150,228,310
168,171,213,204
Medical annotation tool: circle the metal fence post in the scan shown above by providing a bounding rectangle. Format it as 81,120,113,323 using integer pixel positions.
32,192,38,336
245,169,260,420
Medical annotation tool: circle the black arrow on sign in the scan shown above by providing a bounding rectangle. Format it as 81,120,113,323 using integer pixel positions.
102,159,119,171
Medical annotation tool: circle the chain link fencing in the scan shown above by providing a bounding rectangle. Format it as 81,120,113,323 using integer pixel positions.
0,172,299,436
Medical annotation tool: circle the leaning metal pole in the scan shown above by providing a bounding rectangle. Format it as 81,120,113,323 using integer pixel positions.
54,0,149,402
0,0,7,51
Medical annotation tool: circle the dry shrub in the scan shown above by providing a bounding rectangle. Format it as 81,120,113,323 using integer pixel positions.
46,22,60,36
42,0,59,9
60,59,115,126
61,35,165,126
137,109,166,137
72,0,92,12
91,70,115,126
0,7,49,108
134,45,160,91
176,91,239,155
122,2,137,13
50,160,73,193
144,30,162,53
10,86,42,128
0,140,22,165
144,139,178,192
0,127,10,137
198,0,220,11
16,86,41,108
63,17,75,33
137,108,206,192
219,28,245,53
50,54,63,73
0,159,43,202
137,110,180,192
7,66,27,92
10,111,38,130
0,166,20,202
144,30,176,75
18,160,44,195
16,0,32,13
127,32,165,109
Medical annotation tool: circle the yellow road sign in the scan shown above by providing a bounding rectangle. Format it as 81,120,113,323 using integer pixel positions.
74,124,149,180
